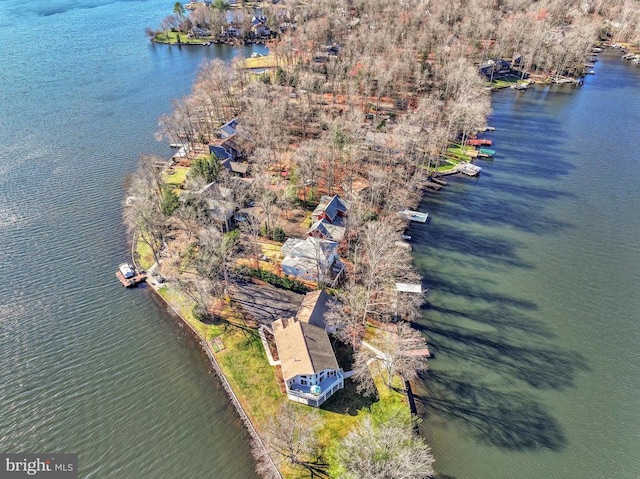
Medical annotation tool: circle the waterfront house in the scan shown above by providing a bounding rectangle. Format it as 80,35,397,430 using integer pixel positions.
281,237,339,282
220,118,238,139
251,16,270,37
220,158,249,177
209,137,241,162
272,291,343,407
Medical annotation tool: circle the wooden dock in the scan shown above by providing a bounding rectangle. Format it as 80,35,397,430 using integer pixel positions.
116,271,147,288
424,181,442,191
429,176,447,186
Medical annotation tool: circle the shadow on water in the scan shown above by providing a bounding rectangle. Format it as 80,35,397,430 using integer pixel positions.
418,317,587,390
414,369,566,452
418,188,571,234
413,224,533,269
424,301,553,339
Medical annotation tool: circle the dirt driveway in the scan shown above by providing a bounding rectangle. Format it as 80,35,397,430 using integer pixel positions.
229,280,304,325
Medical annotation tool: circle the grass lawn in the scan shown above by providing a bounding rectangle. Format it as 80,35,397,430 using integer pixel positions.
154,31,211,45
436,161,458,172
258,240,283,260
216,329,283,424
156,284,226,339
134,236,155,271
245,54,279,69
163,166,188,186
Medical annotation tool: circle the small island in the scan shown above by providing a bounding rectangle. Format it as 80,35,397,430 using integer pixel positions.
127,1,640,477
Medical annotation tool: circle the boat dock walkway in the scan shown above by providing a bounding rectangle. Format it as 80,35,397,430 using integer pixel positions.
424,181,442,191
429,176,447,186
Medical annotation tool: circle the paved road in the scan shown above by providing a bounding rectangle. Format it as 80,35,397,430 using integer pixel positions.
230,280,304,325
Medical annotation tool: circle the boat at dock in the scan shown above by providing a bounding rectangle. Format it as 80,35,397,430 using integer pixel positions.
466,138,493,147
399,209,429,223
116,263,147,288
478,148,496,158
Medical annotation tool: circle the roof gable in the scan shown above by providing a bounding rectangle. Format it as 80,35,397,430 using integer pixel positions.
296,290,333,329
273,317,339,381
312,195,348,222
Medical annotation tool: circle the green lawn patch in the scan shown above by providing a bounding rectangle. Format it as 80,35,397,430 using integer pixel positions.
134,236,155,271
154,31,211,45
245,54,279,69
436,162,457,172
156,283,225,339
216,330,283,424
163,167,188,186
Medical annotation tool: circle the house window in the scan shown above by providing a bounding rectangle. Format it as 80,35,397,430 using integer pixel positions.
301,379,307,385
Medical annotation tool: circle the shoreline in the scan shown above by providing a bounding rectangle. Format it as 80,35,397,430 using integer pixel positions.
144,276,283,479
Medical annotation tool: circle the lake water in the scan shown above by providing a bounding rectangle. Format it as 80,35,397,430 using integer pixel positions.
0,0,265,477
411,54,640,479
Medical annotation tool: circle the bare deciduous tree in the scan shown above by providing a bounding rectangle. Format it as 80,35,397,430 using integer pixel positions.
362,322,429,388
263,404,327,477
328,404,434,479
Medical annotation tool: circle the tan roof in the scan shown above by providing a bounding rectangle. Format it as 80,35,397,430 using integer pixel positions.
295,290,333,329
273,318,339,381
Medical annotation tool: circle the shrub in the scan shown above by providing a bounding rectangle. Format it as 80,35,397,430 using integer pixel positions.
161,187,180,216
235,266,308,293
272,226,286,242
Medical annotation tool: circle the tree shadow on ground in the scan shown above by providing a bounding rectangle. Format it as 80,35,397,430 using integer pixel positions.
414,370,566,452
321,378,376,416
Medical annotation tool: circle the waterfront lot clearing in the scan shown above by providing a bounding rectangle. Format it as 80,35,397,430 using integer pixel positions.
229,279,304,325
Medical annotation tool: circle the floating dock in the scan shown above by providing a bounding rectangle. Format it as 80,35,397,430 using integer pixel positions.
457,162,482,177
116,271,147,288
399,209,429,223
424,181,442,191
